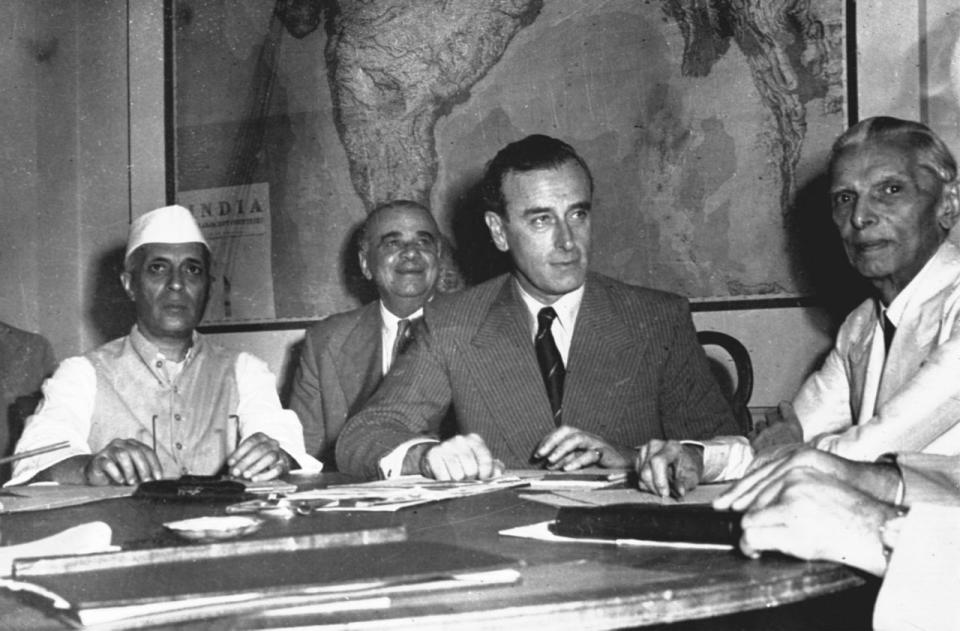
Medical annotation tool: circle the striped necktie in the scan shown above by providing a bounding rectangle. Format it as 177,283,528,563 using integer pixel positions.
391,318,414,369
535,307,565,426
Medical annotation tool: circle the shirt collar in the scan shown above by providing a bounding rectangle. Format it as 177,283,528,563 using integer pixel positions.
130,324,200,365
882,245,942,327
379,301,424,332
514,280,585,334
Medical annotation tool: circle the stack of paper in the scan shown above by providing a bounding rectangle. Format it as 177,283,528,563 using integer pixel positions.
282,475,529,512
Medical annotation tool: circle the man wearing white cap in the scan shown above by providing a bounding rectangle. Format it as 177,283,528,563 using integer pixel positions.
8,205,320,486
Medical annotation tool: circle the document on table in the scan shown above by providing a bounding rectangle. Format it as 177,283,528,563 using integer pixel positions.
284,475,530,512
499,520,733,550
0,522,118,577
518,483,732,508
0,483,136,513
507,468,629,491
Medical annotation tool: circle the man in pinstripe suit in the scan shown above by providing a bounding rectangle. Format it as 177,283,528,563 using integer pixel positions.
336,135,739,481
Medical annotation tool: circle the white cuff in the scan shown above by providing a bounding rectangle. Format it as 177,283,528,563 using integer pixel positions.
378,438,438,479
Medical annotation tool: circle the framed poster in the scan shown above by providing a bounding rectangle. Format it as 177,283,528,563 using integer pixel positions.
171,0,849,325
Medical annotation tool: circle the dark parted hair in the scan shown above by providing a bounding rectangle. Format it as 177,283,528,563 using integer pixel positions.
829,116,958,184
479,134,594,217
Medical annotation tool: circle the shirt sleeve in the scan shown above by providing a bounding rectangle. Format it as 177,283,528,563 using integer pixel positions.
7,357,98,486
683,436,755,482
378,437,439,479
873,504,960,631
234,353,322,473
792,342,855,440
894,452,960,507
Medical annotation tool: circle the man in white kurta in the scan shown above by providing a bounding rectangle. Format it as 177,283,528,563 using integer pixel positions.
9,205,319,486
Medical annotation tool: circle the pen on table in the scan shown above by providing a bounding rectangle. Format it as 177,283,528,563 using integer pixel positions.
668,463,684,502
0,440,70,465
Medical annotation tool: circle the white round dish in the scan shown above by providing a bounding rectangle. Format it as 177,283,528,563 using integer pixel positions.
163,515,264,542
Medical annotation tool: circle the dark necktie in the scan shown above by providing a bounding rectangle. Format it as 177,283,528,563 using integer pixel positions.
535,307,565,426
882,314,896,355
391,318,414,369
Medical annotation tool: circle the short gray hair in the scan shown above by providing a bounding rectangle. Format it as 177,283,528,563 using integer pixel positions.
830,116,958,184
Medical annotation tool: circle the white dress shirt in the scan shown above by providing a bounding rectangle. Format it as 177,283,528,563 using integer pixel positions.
9,332,321,486
379,302,424,375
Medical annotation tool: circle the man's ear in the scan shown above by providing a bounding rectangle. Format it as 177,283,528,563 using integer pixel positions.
938,180,960,232
120,271,136,301
484,211,509,253
358,247,373,281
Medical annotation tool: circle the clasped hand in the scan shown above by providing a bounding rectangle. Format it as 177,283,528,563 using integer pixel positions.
83,432,290,485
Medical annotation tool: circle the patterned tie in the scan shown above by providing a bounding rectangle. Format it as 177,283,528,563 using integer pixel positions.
535,307,565,426
391,318,414,369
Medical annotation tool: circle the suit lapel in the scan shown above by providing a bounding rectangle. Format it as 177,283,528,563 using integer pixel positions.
877,245,958,406
847,312,874,423
563,279,643,433
470,279,555,465
338,303,383,415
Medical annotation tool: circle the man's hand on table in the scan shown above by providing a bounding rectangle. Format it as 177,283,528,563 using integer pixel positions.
227,432,291,481
727,467,897,577
83,438,163,485
634,439,704,498
412,433,504,481
713,447,902,512
534,426,630,471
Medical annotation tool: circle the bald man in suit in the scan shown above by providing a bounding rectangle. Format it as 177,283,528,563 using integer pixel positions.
336,135,739,480
289,201,445,468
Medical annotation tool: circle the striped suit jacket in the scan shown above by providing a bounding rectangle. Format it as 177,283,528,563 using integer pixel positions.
336,272,739,479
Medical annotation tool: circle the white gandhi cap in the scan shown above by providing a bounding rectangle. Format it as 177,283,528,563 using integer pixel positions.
125,205,209,260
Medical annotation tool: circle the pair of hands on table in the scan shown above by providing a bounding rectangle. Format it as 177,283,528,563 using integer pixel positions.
712,448,902,576
81,433,290,485
412,426,630,481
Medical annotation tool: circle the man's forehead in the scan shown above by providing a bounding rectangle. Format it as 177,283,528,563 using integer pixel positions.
833,140,923,178
138,242,208,260
368,206,438,237
501,162,592,207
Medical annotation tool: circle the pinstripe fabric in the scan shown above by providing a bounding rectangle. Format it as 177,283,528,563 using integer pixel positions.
336,272,740,479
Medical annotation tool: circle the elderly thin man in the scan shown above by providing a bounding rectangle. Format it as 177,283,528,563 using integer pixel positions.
9,205,319,486
289,200,445,468
638,116,960,497
335,134,739,481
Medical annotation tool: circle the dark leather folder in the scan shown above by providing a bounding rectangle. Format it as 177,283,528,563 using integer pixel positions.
550,503,743,545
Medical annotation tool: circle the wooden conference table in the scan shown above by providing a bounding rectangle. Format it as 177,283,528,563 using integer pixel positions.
0,474,867,630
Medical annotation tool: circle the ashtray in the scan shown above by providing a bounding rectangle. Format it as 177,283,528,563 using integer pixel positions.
163,515,264,542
